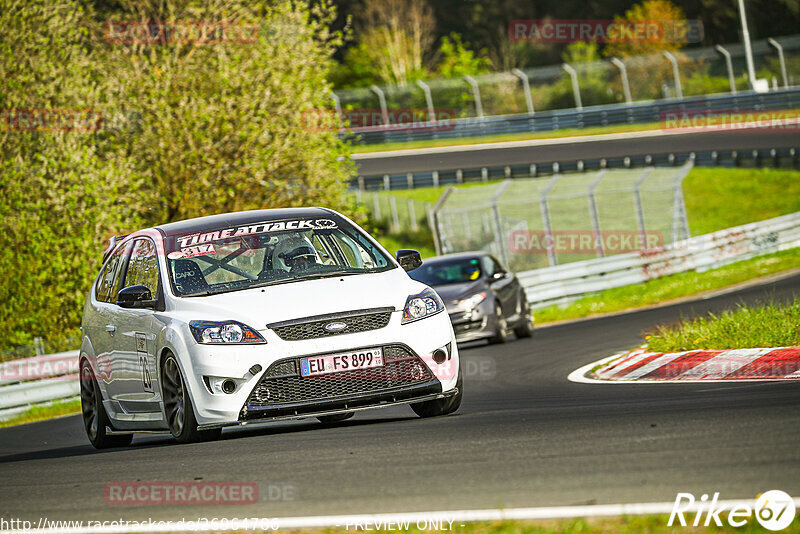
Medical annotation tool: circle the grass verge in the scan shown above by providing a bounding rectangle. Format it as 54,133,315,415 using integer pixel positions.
533,247,800,324
0,397,81,429
310,515,800,533
646,297,800,352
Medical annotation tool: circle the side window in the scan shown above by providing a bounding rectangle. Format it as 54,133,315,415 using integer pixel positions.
481,256,496,277
95,242,131,303
123,239,161,296
490,256,505,274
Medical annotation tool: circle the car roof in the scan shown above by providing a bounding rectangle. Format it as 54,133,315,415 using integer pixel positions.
421,252,487,264
154,207,335,237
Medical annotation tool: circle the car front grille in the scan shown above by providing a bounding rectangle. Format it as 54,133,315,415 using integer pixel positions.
269,309,392,341
241,345,438,417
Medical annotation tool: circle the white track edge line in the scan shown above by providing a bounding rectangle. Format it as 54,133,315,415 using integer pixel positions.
12,499,800,534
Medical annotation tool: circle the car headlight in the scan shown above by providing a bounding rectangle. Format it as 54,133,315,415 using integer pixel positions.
189,320,266,344
402,288,444,324
459,292,487,311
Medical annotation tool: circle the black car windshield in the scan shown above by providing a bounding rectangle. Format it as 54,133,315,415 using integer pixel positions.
407,257,482,286
164,216,394,296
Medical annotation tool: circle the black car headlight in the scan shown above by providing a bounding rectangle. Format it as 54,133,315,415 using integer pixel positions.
402,288,444,324
189,321,266,344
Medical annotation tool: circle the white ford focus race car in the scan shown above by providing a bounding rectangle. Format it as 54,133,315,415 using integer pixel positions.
79,208,461,448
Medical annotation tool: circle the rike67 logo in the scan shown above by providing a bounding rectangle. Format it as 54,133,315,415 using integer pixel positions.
668,490,796,531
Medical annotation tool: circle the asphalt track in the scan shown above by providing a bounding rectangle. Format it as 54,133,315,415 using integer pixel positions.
353,128,799,176
1,273,799,524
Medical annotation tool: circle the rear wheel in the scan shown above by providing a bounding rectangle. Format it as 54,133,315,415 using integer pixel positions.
488,304,508,344
80,360,132,449
161,353,221,444
317,412,354,424
411,365,462,418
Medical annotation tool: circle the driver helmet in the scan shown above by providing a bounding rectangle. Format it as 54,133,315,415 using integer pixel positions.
273,236,318,271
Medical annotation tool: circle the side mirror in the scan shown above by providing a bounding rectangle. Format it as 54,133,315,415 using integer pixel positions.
117,285,154,309
396,249,423,272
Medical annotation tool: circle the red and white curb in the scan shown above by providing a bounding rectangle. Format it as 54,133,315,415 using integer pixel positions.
569,346,800,384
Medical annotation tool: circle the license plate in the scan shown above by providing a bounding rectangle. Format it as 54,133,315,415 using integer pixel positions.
300,348,384,377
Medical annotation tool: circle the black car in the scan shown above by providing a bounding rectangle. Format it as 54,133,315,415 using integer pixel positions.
408,252,534,344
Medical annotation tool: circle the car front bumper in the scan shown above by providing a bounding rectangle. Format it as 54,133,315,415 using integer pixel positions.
177,309,459,427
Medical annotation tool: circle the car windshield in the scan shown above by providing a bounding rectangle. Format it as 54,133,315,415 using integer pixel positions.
164,216,394,296
407,257,482,286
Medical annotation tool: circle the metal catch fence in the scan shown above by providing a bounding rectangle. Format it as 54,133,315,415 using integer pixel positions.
431,161,693,272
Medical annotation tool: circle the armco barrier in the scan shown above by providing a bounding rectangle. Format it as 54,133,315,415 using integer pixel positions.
344,87,800,146
519,211,800,309
0,350,79,419
353,147,800,191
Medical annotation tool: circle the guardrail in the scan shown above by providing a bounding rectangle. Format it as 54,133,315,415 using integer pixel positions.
344,87,800,146
353,147,800,191
518,211,800,309
0,350,80,420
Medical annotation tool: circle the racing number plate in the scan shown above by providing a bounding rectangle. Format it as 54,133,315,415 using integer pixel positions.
300,348,384,377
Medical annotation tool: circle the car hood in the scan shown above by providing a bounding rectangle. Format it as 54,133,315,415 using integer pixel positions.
431,280,486,303
168,268,425,328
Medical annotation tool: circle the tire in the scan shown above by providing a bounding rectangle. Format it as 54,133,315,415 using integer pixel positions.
161,353,222,444
317,412,355,424
488,304,508,344
513,297,534,339
80,360,133,449
411,364,463,418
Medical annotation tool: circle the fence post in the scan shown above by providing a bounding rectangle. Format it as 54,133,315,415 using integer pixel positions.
767,38,789,89
372,192,382,220
415,80,437,122
540,173,562,266
511,68,535,115
463,75,484,118
671,159,694,243
390,196,400,232
633,167,654,248
587,170,608,257
330,91,343,124
491,180,513,268
369,85,390,127
430,187,454,256
662,51,683,99
406,173,415,189
408,200,418,231
610,58,632,104
383,174,391,191
432,171,440,188
562,63,582,110
714,45,737,94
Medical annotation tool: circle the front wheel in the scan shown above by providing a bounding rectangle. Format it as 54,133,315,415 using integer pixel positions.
80,360,132,449
411,365,462,418
513,298,534,339
161,353,221,444
488,304,508,344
